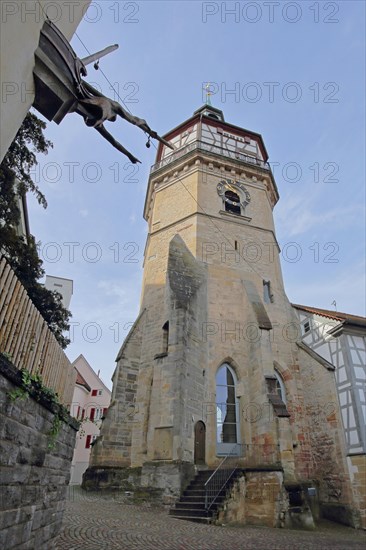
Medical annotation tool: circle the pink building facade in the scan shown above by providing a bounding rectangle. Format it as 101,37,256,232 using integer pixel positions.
70,355,111,484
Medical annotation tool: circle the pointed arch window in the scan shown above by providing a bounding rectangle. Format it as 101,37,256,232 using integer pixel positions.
274,371,286,404
265,371,290,417
216,364,241,455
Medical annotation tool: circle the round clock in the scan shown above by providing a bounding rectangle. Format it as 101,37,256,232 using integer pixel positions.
217,179,251,211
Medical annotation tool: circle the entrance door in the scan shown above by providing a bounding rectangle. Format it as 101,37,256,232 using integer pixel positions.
194,421,206,464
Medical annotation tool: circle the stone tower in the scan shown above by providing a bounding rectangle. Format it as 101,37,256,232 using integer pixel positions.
84,105,357,525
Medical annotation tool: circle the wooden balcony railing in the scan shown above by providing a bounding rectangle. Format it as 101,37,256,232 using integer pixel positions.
150,139,271,174
0,256,76,407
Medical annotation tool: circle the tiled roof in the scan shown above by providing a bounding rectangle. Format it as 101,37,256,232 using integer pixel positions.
75,369,91,391
292,304,366,326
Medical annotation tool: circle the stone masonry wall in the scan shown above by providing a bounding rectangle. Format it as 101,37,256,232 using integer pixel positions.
348,455,366,529
0,356,78,549
296,346,360,527
216,470,287,527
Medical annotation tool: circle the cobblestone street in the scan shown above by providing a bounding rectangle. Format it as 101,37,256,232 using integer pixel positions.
54,489,366,550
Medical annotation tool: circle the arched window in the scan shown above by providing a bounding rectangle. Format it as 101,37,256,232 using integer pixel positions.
274,371,286,404
216,364,241,455
266,371,286,403
265,371,290,417
224,190,241,215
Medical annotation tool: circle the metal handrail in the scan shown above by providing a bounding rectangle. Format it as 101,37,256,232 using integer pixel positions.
204,443,281,511
204,443,240,511
150,140,271,174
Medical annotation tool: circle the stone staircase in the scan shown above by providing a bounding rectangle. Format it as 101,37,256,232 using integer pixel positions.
169,469,239,524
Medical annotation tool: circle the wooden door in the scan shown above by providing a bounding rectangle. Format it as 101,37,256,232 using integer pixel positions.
194,421,206,464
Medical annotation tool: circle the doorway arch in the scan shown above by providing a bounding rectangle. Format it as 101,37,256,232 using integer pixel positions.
194,421,206,464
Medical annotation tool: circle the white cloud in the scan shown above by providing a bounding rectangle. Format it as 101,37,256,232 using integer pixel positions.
276,202,364,237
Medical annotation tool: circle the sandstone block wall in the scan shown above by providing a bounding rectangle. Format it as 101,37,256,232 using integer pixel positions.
0,356,78,549
216,470,286,528
348,455,366,529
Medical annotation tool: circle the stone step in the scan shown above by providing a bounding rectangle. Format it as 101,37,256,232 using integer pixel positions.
194,471,214,479
170,515,212,524
169,507,211,518
172,501,207,510
169,469,241,525
179,495,225,503
183,488,226,497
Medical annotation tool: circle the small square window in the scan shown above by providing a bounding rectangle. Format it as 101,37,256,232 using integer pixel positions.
98,390,103,396
91,389,97,397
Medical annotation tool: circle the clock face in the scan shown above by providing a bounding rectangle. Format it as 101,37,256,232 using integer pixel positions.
217,179,251,210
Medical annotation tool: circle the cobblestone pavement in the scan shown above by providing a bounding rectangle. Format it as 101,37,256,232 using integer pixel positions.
54,489,366,550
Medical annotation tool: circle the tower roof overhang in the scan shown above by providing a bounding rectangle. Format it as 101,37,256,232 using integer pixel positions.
154,105,270,163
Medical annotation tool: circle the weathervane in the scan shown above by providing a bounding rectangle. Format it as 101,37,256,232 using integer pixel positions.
203,82,213,105
32,20,173,164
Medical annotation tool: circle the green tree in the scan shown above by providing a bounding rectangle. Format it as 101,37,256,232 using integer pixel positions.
0,112,71,348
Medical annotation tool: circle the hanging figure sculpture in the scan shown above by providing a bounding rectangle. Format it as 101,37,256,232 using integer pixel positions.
33,20,174,164
79,82,172,164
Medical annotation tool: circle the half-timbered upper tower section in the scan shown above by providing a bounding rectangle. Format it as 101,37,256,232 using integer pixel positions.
143,104,279,232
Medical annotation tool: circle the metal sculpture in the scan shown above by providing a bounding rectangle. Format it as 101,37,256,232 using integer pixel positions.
33,20,173,163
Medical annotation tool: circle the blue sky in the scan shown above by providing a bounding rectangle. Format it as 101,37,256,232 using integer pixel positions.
28,1,366,388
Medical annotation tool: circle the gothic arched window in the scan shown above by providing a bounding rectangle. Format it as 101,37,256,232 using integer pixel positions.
266,371,286,402
265,371,290,417
274,371,286,404
216,364,240,455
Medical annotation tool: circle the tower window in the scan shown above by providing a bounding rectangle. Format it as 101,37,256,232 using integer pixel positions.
303,320,311,334
224,191,241,215
162,321,169,354
263,280,273,303
207,112,220,120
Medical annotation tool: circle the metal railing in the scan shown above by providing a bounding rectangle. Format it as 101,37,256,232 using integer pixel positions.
205,443,240,511
204,443,281,511
150,140,271,174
